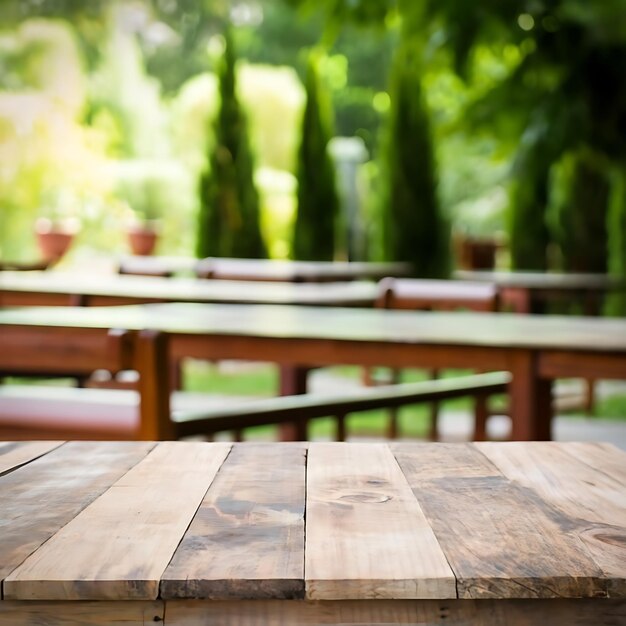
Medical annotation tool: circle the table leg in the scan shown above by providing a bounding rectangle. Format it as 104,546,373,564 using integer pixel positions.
134,330,174,440
278,365,310,441
509,351,553,441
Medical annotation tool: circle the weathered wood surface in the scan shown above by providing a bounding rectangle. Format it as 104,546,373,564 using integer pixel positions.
4,442,230,601
0,441,624,617
392,443,608,599
0,441,155,582
0,601,164,625
161,443,307,600
0,441,63,475
164,599,626,626
478,441,626,596
305,443,456,600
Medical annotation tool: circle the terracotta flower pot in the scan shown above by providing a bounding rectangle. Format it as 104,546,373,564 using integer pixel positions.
127,224,159,256
35,218,77,262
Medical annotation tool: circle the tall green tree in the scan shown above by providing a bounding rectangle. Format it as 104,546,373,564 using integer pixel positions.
550,149,610,274
196,27,266,259
508,124,553,271
606,168,626,315
378,38,450,277
292,52,340,261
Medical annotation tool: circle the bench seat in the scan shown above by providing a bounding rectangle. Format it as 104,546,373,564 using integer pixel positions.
0,371,510,441
0,387,262,440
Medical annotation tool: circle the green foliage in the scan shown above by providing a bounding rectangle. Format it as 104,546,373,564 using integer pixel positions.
89,13,170,160
549,149,610,273
606,168,626,316
239,0,395,155
238,64,305,172
377,39,450,277
292,52,340,261
196,28,266,259
508,128,552,271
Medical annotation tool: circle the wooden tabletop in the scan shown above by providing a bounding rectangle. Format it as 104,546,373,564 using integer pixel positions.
0,272,378,307
1,441,624,606
454,270,626,291
197,257,412,282
1,302,626,353
0,442,626,600
117,255,412,282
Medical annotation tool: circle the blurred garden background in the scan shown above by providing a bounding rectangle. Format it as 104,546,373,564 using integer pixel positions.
1,0,625,310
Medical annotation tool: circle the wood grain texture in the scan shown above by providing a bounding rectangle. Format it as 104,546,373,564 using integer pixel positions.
478,441,626,596
164,598,626,626
161,443,307,600
4,442,231,601
305,443,455,600
0,441,154,583
0,601,163,625
393,443,608,599
0,441,64,475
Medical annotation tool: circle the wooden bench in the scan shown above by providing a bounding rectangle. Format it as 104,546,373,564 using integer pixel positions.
0,371,510,441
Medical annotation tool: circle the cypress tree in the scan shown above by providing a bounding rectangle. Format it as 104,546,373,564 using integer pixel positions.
554,149,610,274
508,148,551,271
196,28,266,259
606,168,626,316
378,39,450,278
292,52,340,261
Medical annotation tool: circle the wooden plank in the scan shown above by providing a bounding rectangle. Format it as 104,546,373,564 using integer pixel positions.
0,441,155,584
478,441,626,596
0,601,163,625
389,442,501,481
164,598,626,626
305,442,455,600
4,442,231,601
0,441,64,476
393,443,608,599
161,443,307,600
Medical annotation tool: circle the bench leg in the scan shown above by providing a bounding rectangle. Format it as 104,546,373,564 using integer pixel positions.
427,368,440,441
473,393,489,441
336,412,347,442
386,408,399,439
428,402,440,441
584,378,596,414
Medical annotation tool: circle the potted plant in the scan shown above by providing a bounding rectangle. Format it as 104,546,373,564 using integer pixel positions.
34,188,81,263
127,218,160,257
119,175,163,256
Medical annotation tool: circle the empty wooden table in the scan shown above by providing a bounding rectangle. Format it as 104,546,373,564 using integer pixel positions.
0,271,378,307
194,257,412,282
115,255,412,282
1,303,626,440
454,270,626,314
0,441,623,625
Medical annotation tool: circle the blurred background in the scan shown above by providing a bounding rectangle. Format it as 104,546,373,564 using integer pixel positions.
0,0,625,311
